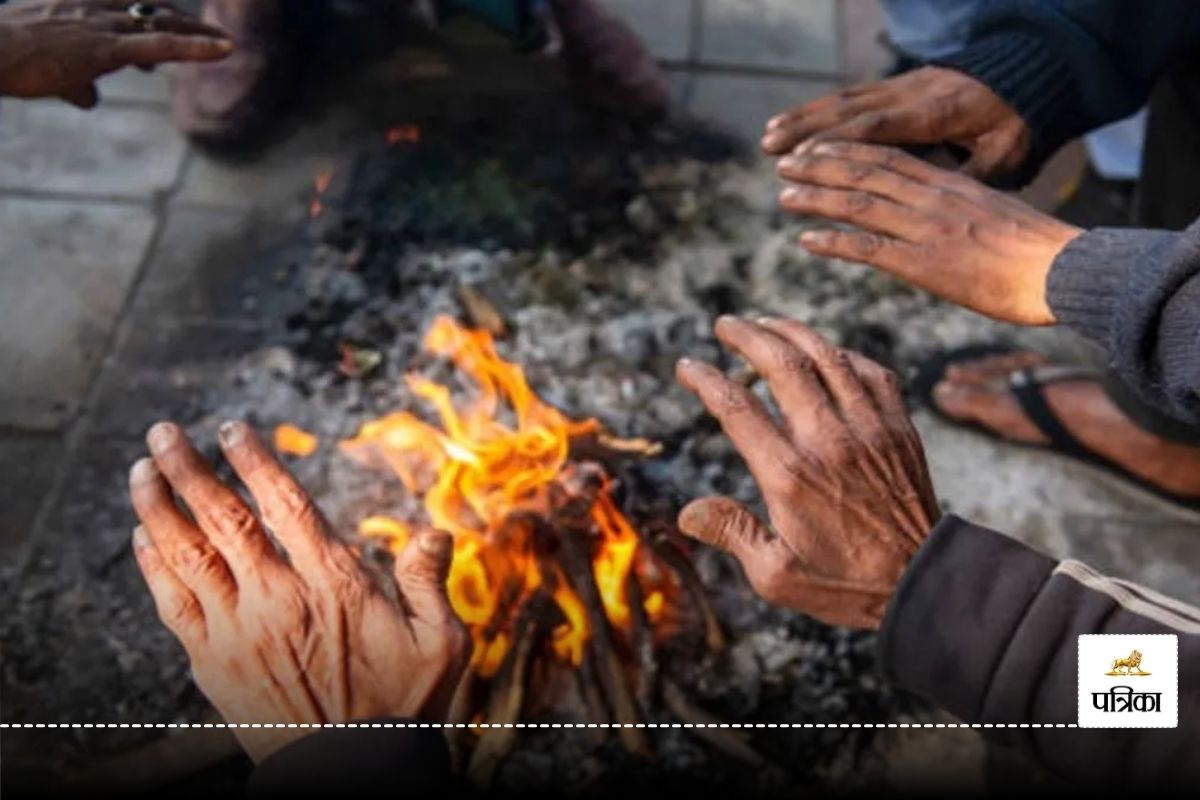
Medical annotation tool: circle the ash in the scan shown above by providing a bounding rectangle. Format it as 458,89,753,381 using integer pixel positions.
1,108,1005,794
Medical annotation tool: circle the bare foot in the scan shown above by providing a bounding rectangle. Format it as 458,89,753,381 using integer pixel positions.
932,352,1200,498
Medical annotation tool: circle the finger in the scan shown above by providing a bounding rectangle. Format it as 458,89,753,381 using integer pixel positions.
132,525,206,644
804,141,988,198
146,422,281,577
711,316,837,441
107,11,233,39
761,98,871,155
959,127,1027,180
109,33,234,66
393,527,455,625
777,151,943,209
59,84,100,110
676,358,802,495
678,496,776,556
799,228,929,286
755,318,877,423
217,420,335,575
778,184,930,242
129,457,237,604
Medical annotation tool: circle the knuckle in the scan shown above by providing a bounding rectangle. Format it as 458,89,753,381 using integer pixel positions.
160,592,201,630
843,162,876,185
177,541,225,581
843,191,875,213
208,498,258,540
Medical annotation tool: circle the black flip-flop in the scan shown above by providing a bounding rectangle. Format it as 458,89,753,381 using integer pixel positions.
913,345,1200,515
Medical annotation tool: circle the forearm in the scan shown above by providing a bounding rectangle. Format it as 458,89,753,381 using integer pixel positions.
1046,219,1200,424
933,0,1200,172
880,516,1200,788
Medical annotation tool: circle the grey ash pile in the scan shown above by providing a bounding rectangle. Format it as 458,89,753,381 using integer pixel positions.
2,107,995,794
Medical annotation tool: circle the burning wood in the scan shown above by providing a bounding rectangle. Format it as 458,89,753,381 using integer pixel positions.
330,316,720,770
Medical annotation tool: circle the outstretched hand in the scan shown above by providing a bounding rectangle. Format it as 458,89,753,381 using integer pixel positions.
761,66,1030,180
0,1,232,108
129,421,468,763
778,142,1083,326
675,317,939,630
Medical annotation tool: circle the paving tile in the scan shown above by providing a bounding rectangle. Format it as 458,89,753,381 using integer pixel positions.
840,0,892,80
129,205,305,326
699,0,840,74
0,431,65,556
174,107,362,211
0,198,157,431
601,0,694,62
0,101,186,198
686,71,837,144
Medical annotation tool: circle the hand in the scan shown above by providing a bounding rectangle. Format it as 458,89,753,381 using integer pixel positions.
0,0,232,109
777,142,1084,326
675,317,939,630
761,66,1030,179
129,421,468,763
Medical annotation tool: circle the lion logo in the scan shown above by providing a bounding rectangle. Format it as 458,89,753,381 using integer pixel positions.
1106,650,1151,676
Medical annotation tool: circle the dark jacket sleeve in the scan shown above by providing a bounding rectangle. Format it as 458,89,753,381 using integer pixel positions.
247,721,452,796
1046,218,1200,424
880,515,1200,789
932,0,1200,174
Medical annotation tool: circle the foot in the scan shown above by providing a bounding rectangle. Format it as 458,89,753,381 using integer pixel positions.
932,351,1200,498
547,0,669,118
171,0,296,150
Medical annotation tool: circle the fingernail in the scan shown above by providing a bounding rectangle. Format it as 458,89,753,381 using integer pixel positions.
800,230,830,246
756,316,775,326
811,142,836,155
146,422,178,454
216,39,235,52
677,503,708,535
218,420,244,447
419,529,451,558
130,457,159,485
132,526,151,550
781,186,803,203
715,314,739,329
778,157,801,172
933,382,960,402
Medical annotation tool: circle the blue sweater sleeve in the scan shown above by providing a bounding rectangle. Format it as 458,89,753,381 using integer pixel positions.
933,0,1200,172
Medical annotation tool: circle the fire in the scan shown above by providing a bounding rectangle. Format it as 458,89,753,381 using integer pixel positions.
339,316,671,677
309,166,335,219
386,124,421,146
274,423,319,457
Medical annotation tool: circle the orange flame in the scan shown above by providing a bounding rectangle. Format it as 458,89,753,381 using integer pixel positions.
386,124,421,146
340,316,669,677
309,167,335,219
274,423,319,457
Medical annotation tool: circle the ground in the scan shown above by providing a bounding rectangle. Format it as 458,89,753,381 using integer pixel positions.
0,2,1197,796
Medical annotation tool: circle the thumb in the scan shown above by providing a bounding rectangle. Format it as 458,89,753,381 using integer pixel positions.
59,84,100,110
678,496,774,559
959,133,1014,180
393,527,455,623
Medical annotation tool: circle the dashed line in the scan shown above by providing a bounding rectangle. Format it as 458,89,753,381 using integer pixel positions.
0,722,1079,729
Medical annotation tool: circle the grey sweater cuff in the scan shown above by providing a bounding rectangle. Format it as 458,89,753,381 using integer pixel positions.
1046,227,1178,347
878,515,1056,722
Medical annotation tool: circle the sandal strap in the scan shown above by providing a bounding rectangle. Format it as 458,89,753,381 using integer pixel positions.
1008,368,1095,461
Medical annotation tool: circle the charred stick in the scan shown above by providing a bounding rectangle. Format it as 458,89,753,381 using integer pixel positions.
662,680,771,769
550,464,652,758
650,524,726,652
467,591,561,787
457,283,507,337
624,567,658,709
